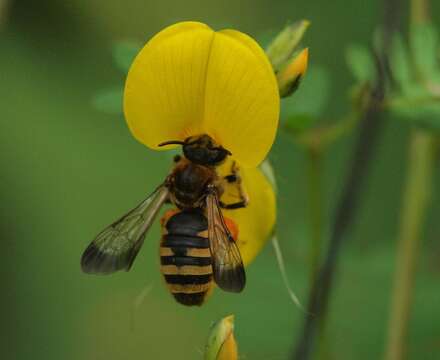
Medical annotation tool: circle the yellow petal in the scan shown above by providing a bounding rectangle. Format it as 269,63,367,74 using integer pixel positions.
124,22,212,150
203,29,279,167
124,22,279,166
218,159,276,266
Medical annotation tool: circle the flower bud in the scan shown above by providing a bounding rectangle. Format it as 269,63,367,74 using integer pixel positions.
277,48,309,97
204,315,238,360
266,20,310,72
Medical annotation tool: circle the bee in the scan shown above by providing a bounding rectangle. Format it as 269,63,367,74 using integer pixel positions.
81,134,248,306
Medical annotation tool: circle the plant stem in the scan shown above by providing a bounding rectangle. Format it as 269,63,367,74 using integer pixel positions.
306,147,323,285
292,53,387,360
305,146,330,359
410,0,429,25
292,0,401,357
384,131,434,360
0,0,10,29
384,1,435,359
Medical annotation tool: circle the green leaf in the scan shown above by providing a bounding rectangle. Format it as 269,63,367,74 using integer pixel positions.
346,44,375,83
414,105,440,130
392,104,440,131
92,87,123,114
112,40,142,73
280,64,330,121
390,85,440,131
284,113,317,132
390,34,413,94
410,23,439,79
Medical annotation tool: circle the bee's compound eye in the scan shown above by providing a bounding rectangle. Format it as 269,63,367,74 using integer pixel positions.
173,155,182,163
209,148,228,164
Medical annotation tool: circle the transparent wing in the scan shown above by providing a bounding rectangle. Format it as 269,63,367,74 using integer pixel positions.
206,190,246,292
81,185,169,274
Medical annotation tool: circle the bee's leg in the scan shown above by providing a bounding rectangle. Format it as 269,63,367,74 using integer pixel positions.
224,174,238,183
219,200,247,209
220,162,249,210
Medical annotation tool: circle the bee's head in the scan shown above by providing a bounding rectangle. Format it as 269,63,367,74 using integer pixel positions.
159,134,231,166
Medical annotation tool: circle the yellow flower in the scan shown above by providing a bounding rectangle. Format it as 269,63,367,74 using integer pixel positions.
124,21,280,167
124,21,278,268
205,315,238,360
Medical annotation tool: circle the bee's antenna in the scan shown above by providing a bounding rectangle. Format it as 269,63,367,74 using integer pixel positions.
158,140,185,147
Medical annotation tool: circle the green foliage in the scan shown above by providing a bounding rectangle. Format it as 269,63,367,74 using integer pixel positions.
112,40,142,73
390,92,440,130
346,44,375,83
284,113,317,132
410,23,439,79
390,34,413,92
92,87,123,115
257,29,278,49
388,24,440,130
91,41,143,115
281,65,330,131
265,20,310,72
346,24,440,131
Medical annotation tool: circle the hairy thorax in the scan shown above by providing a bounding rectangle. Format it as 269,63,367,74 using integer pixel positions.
167,158,221,209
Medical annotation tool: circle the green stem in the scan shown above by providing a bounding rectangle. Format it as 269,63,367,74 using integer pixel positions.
0,0,10,28
410,0,429,25
306,147,330,360
384,131,434,360
384,0,435,359
306,147,323,285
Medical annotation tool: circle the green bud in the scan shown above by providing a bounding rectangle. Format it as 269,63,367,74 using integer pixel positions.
277,48,309,97
266,20,310,72
204,315,237,360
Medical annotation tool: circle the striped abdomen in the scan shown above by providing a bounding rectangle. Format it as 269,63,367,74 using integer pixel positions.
160,209,213,306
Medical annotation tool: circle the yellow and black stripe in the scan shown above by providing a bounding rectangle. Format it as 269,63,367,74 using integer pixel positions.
160,209,213,306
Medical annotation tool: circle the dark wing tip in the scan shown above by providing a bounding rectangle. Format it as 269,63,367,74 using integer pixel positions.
80,242,130,275
214,265,246,293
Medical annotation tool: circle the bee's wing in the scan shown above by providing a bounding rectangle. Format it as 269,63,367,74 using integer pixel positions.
81,185,169,274
206,190,246,292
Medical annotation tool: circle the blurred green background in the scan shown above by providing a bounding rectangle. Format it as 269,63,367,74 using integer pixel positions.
1,0,440,359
